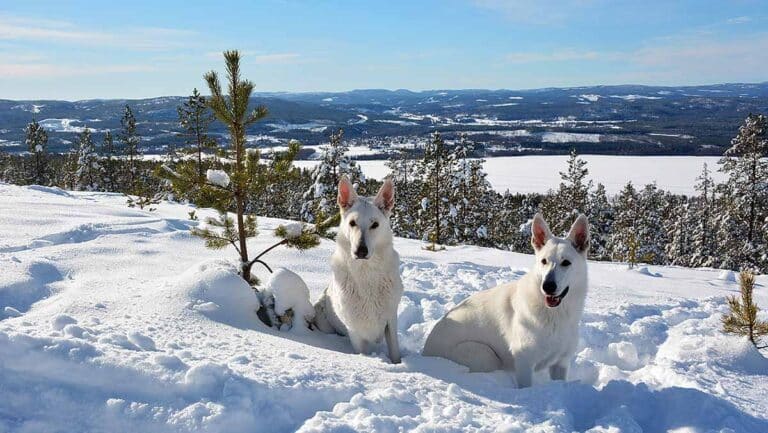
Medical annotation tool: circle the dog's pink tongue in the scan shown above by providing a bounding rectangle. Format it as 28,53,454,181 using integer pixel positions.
545,295,561,308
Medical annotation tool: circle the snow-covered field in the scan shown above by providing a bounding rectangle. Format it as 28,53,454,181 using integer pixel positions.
1,183,766,432
295,156,724,195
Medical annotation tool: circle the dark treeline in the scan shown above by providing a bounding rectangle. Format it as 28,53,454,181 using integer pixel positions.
1,90,766,273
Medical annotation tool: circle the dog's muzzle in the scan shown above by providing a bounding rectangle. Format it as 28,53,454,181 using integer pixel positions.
544,286,569,308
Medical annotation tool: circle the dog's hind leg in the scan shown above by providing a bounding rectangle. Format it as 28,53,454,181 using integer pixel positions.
384,319,401,364
549,361,568,381
450,341,502,373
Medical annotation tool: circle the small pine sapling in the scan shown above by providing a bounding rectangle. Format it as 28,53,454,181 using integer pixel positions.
191,50,324,285
722,271,768,350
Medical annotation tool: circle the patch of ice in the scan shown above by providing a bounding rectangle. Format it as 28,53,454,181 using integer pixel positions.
542,132,601,143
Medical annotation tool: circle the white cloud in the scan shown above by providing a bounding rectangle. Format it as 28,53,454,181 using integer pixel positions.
0,63,157,78
727,16,751,25
204,51,301,64
471,0,603,24
502,30,768,85
0,14,194,50
624,32,768,83
251,53,301,64
506,50,604,64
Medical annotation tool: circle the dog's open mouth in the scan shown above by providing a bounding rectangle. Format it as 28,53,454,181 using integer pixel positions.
544,286,569,308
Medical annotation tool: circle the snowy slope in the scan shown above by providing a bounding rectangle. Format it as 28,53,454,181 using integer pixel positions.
1,183,767,433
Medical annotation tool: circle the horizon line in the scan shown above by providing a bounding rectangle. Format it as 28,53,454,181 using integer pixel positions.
1,81,766,103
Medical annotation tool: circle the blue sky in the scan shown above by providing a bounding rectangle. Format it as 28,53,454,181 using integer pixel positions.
1,0,766,100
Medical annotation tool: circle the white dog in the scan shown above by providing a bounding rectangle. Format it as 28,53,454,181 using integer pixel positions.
313,176,403,363
422,213,590,387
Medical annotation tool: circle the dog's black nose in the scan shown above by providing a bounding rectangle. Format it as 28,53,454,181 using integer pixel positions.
543,280,557,294
355,245,369,259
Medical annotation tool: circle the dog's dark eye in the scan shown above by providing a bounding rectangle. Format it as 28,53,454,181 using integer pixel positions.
541,258,547,265
371,222,379,229
349,220,357,227
562,260,572,267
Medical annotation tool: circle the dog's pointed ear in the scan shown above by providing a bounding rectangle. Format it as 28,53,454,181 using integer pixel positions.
567,214,590,254
337,175,358,210
374,178,395,215
530,213,552,251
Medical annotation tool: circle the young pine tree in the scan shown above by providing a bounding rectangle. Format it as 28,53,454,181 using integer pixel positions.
25,118,49,185
722,271,768,350
192,50,319,284
75,127,101,191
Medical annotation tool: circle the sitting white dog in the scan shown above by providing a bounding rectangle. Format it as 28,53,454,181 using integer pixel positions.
313,176,403,363
423,213,590,387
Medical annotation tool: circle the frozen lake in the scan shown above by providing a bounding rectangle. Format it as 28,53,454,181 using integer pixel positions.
294,155,724,196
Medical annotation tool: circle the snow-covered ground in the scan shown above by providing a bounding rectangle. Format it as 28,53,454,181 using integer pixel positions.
295,156,724,195
1,183,766,432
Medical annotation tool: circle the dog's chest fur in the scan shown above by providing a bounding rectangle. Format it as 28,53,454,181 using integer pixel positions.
328,252,403,338
504,280,584,369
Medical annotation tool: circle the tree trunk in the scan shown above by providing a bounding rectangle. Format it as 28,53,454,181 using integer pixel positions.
747,156,757,243
233,125,251,283
196,112,203,180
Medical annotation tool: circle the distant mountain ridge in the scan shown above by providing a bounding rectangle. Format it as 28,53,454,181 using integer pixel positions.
2,83,767,157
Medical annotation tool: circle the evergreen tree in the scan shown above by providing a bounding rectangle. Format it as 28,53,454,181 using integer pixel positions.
450,135,494,246
301,128,364,224
192,50,319,284
722,271,768,350
588,183,613,261
495,193,543,253
75,127,101,191
62,137,79,189
610,182,640,267
689,163,717,267
419,131,457,249
385,148,420,238
543,149,592,236
119,105,141,193
637,184,668,265
177,88,216,179
665,196,692,267
25,118,49,185
101,131,119,192
717,113,768,271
